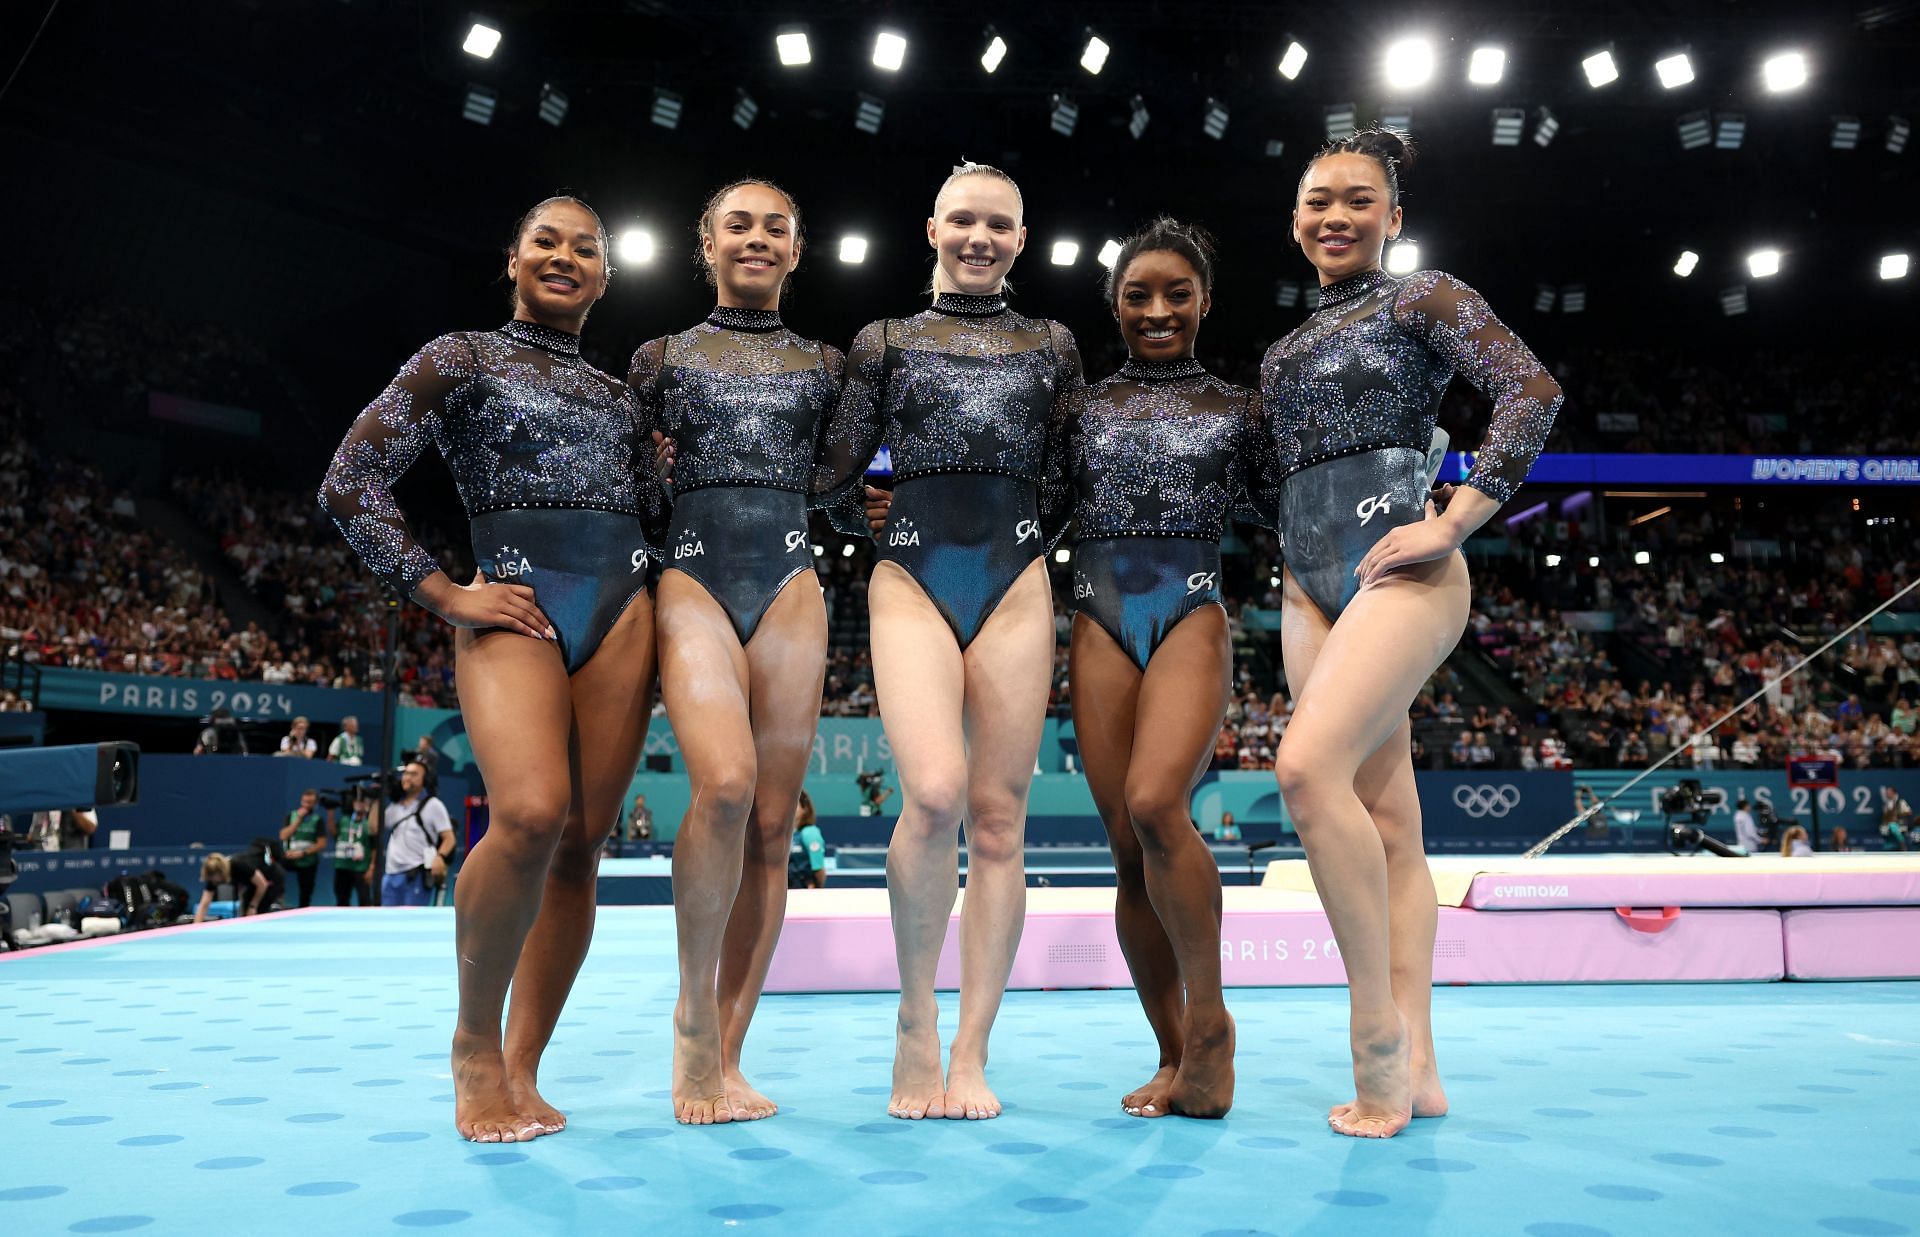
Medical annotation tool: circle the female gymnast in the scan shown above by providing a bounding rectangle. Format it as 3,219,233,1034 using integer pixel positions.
1065,218,1277,1119
627,179,843,1126
321,196,665,1143
817,161,1083,1121
1262,130,1563,1137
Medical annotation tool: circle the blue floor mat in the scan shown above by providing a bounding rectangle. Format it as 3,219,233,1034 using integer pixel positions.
2,908,1916,1235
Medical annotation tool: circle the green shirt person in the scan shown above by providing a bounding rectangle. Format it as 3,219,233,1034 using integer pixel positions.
279,789,333,908
329,794,381,907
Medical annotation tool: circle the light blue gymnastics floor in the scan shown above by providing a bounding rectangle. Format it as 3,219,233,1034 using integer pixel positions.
2,908,1916,1236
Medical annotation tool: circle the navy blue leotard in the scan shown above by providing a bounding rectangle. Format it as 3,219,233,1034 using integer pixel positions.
1259,269,1563,621
629,306,844,644
1068,357,1277,671
817,292,1083,648
321,319,665,673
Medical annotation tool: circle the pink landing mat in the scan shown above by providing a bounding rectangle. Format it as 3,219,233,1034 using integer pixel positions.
760,889,1789,993
1782,907,1920,980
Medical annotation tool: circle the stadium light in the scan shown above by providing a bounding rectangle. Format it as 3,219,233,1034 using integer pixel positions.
1533,284,1556,313
1762,50,1808,93
1719,285,1749,316
855,93,885,134
461,85,496,125
1492,108,1525,146
538,84,568,126
1051,94,1080,136
1051,240,1080,266
1709,552,1726,564
1384,38,1436,90
1380,106,1412,135
1582,49,1619,88
1587,556,1600,568
651,88,683,130
1831,116,1861,149
1468,46,1506,85
1326,103,1357,141
1890,116,1911,154
732,89,758,130
1275,281,1302,308
1715,113,1746,149
839,235,868,264
1674,250,1700,277
1634,551,1652,565
1203,98,1230,140
1533,107,1560,146
776,29,811,66
1560,285,1588,313
841,544,856,558
462,22,501,59
872,30,907,72
1269,575,1281,588
812,545,824,558
1128,94,1150,139
1386,241,1420,274
1081,32,1110,75
1882,253,1911,280
1545,554,1562,567
1097,239,1122,269
981,30,1007,73
1747,248,1782,278
1278,40,1308,80
1053,548,1071,563
618,229,655,265
1265,138,1286,157
1655,52,1694,88
1677,111,1711,150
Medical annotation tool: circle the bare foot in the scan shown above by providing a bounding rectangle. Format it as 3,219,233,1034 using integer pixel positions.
1330,1053,1447,1123
672,997,735,1126
724,1066,778,1121
1122,1064,1179,1119
888,1005,946,1120
453,1031,540,1143
1169,1011,1235,1119
1328,1012,1412,1139
504,1070,567,1135
942,1054,1001,1121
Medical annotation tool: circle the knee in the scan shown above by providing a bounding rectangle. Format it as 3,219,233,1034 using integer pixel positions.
486,782,572,856
903,773,967,833
1274,748,1348,829
964,801,1024,865
1123,781,1192,847
547,812,603,884
691,762,757,825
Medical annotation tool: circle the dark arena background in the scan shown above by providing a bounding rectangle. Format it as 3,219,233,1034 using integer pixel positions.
2,1,1918,1233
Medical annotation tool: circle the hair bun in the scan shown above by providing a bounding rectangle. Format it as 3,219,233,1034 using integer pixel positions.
1349,126,1416,171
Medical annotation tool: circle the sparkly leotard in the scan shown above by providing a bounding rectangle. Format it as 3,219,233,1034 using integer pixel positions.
1260,268,1563,620
630,306,844,644
320,319,663,673
818,292,1083,648
1069,357,1277,671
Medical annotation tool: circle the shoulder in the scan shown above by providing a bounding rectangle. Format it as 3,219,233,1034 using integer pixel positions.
1391,269,1478,313
850,320,891,352
627,335,671,377
406,331,483,376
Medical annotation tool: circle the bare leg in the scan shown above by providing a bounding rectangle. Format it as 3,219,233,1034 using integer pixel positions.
715,574,829,1120
1069,615,1184,1117
449,629,574,1143
1128,607,1236,1119
868,561,967,1121
656,571,756,1126
945,558,1055,1120
500,594,656,1134
1274,554,1468,1139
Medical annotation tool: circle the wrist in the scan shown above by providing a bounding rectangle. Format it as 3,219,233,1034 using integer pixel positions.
411,571,458,617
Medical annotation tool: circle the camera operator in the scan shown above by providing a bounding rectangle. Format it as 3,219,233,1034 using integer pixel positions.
193,706,247,755
277,716,318,759
24,807,97,851
1733,797,1761,855
278,788,332,908
856,769,894,817
328,787,380,907
382,761,454,907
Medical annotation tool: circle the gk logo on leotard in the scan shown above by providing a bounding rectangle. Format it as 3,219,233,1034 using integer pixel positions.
1452,784,1522,819
1355,492,1393,526
784,530,808,553
1014,519,1040,544
1186,571,1216,594
630,549,648,573
494,545,532,577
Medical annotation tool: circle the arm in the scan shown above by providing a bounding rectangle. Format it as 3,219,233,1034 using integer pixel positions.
811,322,889,539
72,809,98,838
624,338,674,549
1036,321,1086,547
246,870,269,915
194,889,212,924
1358,274,1565,584
1231,389,1284,529
278,812,299,842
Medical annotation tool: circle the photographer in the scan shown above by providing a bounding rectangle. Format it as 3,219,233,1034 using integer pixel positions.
277,716,318,759
193,706,247,755
328,787,380,907
856,769,894,818
278,788,332,908
382,761,454,908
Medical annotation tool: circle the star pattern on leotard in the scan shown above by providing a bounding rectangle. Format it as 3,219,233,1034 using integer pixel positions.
1072,369,1257,540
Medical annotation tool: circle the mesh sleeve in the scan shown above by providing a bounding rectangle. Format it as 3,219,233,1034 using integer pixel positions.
1036,320,1086,547
811,320,888,539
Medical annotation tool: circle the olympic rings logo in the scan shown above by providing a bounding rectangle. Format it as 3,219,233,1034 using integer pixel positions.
1452,784,1522,818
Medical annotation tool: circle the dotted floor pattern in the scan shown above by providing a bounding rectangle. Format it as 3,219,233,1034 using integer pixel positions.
1,908,1916,1235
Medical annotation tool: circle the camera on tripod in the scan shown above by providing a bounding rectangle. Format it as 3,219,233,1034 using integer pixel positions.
1659,779,1725,826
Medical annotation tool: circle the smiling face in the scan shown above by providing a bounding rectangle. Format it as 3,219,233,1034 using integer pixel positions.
1292,152,1402,285
703,182,799,310
506,199,609,331
927,175,1025,295
1115,248,1209,361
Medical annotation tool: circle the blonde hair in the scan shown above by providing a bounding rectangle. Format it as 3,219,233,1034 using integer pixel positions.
201,853,231,884
927,161,1023,297
1779,826,1809,857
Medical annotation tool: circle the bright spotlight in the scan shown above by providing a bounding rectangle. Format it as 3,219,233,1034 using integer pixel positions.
1656,52,1694,88
1709,552,1726,564
1882,253,1911,280
1384,38,1436,90
872,30,907,71
1097,239,1122,269
1051,241,1080,267
1634,550,1652,566
1081,33,1110,75
1674,250,1700,277
776,29,811,66
1386,242,1420,274
618,229,655,265
1583,49,1619,87
1747,248,1782,278
840,544,856,558
981,32,1007,73
1468,46,1506,85
812,545,824,558
1278,40,1308,80
1762,50,1808,93
1202,97,1230,140
462,22,501,59
1545,554,1562,567
1053,548,1072,564
1587,556,1600,568
839,235,868,264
